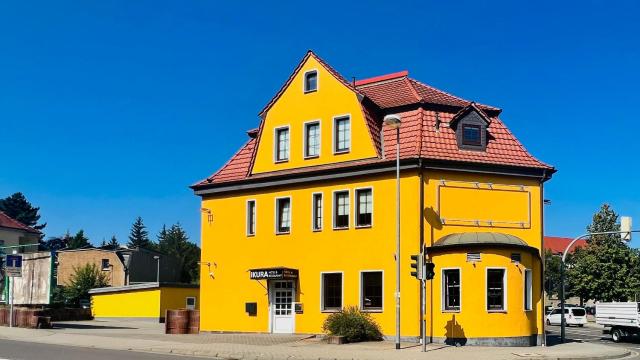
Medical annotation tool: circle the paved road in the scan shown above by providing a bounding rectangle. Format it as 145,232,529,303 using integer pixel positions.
547,323,640,354
0,339,205,360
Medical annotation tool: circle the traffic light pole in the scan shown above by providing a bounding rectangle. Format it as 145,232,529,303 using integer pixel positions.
421,275,426,352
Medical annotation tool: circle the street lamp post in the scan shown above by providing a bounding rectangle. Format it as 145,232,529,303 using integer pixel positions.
384,114,402,350
559,221,636,343
153,255,160,283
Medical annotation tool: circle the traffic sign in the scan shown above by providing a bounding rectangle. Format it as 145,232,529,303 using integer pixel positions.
5,254,22,277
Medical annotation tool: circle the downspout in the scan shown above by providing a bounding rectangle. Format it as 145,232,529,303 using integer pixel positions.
540,169,547,347
419,158,426,343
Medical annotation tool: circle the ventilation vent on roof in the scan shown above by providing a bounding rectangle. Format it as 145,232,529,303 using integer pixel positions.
466,252,481,262
511,253,521,263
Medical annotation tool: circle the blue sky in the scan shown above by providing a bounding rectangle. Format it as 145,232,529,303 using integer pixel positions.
0,1,638,246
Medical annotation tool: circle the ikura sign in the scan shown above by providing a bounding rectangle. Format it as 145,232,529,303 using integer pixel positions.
249,268,298,280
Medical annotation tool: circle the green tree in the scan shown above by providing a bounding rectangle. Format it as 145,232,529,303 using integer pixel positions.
0,192,46,231
127,216,152,249
67,230,90,249
107,235,119,249
158,223,200,283
567,204,639,302
64,263,109,305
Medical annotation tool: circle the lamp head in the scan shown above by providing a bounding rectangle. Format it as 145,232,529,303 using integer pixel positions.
383,114,402,129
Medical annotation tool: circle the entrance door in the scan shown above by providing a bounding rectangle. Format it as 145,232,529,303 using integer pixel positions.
270,280,295,333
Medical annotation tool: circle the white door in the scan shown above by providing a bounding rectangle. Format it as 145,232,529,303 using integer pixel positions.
271,280,295,333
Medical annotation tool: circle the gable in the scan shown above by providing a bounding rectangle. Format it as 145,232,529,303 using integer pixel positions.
251,54,378,174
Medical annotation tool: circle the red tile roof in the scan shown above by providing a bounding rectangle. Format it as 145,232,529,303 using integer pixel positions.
0,211,39,234
193,52,555,189
544,236,587,255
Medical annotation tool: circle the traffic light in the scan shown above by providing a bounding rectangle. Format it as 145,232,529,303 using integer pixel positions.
410,254,423,279
424,262,435,280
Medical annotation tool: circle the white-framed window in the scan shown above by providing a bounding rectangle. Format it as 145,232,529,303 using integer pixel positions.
355,188,373,227
312,193,323,231
333,116,350,153
246,200,256,236
304,121,321,158
275,127,290,162
275,197,291,234
442,268,461,311
360,271,383,311
186,297,196,310
304,69,318,93
333,190,349,229
321,272,343,311
524,269,532,311
486,268,507,312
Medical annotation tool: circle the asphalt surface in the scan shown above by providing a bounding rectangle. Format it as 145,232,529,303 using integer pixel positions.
0,339,205,360
547,323,640,354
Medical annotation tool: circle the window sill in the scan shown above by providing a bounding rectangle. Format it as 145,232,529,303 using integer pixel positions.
333,227,349,231
441,309,461,313
487,310,507,313
274,159,289,164
312,228,322,232
275,231,290,235
304,89,317,94
355,225,372,229
246,234,255,237
321,309,341,313
333,150,350,155
304,155,319,160
362,309,383,313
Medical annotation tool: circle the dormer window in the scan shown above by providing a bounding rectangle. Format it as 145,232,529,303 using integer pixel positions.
304,70,318,93
451,104,490,151
462,124,482,146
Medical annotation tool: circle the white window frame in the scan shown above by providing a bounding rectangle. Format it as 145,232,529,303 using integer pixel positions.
332,189,350,230
186,296,197,309
354,187,373,228
441,267,462,312
332,115,351,154
524,268,533,311
274,196,292,235
359,270,384,312
486,267,508,313
274,125,290,163
311,192,323,232
303,120,321,159
320,271,343,312
303,69,318,93
246,199,256,236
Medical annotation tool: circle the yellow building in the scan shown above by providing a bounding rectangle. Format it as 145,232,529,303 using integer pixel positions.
191,51,555,346
89,283,199,321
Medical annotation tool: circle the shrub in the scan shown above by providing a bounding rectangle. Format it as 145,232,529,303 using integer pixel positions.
322,306,383,342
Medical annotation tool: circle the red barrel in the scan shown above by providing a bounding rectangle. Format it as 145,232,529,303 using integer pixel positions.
187,310,200,334
165,309,189,334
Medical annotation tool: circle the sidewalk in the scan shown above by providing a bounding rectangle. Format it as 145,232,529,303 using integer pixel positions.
0,319,632,360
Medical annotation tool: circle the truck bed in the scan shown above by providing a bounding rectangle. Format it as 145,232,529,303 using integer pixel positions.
596,302,640,328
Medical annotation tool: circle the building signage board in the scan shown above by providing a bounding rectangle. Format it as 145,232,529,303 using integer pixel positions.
249,268,298,280
5,255,22,277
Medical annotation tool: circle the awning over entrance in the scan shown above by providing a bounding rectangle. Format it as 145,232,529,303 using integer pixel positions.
249,267,299,280
428,232,537,254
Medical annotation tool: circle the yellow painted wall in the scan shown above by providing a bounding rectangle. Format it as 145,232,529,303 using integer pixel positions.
200,172,421,335
199,169,544,340
160,287,200,318
251,55,377,174
91,287,199,319
91,289,161,318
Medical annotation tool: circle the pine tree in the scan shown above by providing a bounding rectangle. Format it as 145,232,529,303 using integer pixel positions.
67,230,90,249
100,239,107,247
567,204,639,302
108,235,119,249
0,192,46,231
127,216,152,249
158,223,200,283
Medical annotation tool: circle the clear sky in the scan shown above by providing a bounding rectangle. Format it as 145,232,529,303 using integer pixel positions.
1,1,638,246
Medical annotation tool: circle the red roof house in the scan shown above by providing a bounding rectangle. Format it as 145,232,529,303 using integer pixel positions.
0,211,39,234
544,236,587,255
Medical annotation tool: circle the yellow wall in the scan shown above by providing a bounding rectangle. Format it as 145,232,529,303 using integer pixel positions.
91,289,161,318
91,287,199,319
251,55,377,174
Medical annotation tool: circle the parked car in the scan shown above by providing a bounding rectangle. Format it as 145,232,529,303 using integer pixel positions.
79,299,91,309
546,307,587,326
596,302,640,343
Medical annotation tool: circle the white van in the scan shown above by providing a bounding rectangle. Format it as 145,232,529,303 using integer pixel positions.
546,307,588,326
